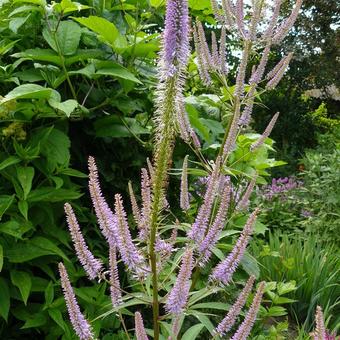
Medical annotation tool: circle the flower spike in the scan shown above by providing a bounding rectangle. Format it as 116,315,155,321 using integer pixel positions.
64,203,103,280
58,263,94,340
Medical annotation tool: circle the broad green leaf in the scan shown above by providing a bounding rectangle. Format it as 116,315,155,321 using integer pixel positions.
42,21,81,55
44,281,54,306
53,0,90,14
190,302,230,310
48,309,66,331
21,312,47,329
6,236,68,262
0,84,52,103
72,16,119,46
28,187,82,203
0,195,15,220
96,63,142,83
189,0,211,10
18,200,28,220
12,48,104,67
189,311,215,334
149,0,165,8
9,16,30,33
0,278,10,321
0,219,31,239
48,99,78,117
58,168,87,178
10,270,32,305
277,281,297,295
0,244,3,272
13,0,46,6
16,166,35,200
181,324,204,340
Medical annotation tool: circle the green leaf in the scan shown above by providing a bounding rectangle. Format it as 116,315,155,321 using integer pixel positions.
266,306,288,317
9,16,30,33
13,0,46,6
241,252,260,278
42,21,81,56
0,84,53,103
53,0,90,14
18,200,28,220
0,278,10,321
277,281,297,295
0,195,15,220
28,187,82,203
44,281,54,306
48,99,78,117
21,312,47,329
149,0,165,8
16,166,35,200
95,62,142,83
0,219,31,239
10,270,32,305
189,311,215,334
48,309,66,331
0,244,3,272
181,324,204,340
6,236,68,262
72,16,119,46
58,168,87,178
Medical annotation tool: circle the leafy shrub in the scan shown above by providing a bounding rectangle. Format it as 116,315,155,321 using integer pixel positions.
252,233,340,333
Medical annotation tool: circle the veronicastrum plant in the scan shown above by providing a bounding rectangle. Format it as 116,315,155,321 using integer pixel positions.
58,0,303,339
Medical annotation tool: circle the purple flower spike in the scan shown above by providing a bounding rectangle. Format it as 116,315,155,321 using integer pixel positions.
109,246,122,308
180,155,190,211
135,312,149,340
199,183,231,265
165,248,194,314
114,194,147,276
230,281,266,340
236,174,258,211
210,209,259,285
161,0,190,79
58,263,94,340
64,203,103,280
138,168,152,240
88,156,117,246
128,181,141,226
215,276,256,336
251,113,279,151
187,157,221,243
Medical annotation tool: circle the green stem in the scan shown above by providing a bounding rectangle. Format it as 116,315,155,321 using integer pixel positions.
149,79,176,340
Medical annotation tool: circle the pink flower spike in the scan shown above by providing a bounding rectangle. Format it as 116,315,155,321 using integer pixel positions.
135,312,149,340
58,263,94,340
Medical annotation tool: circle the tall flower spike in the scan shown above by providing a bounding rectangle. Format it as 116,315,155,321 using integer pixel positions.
64,203,103,280
313,306,326,340
273,0,303,44
219,26,228,74
88,156,117,246
266,53,293,90
235,0,247,38
114,194,146,276
187,157,221,243
165,248,194,314
211,31,220,71
250,113,279,151
180,155,190,211
263,0,283,40
193,24,211,85
250,43,271,85
58,263,94,340
210,0,224,24
230,281,266,340
135,312,149,340
199,183,231,265
138,168,152,240
210,209,259,285
109,246,122,308
215,276,256,336
177,97,191,142
161,0,190,78
236,174,258,211
128,181,141,226
221,0,236,28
